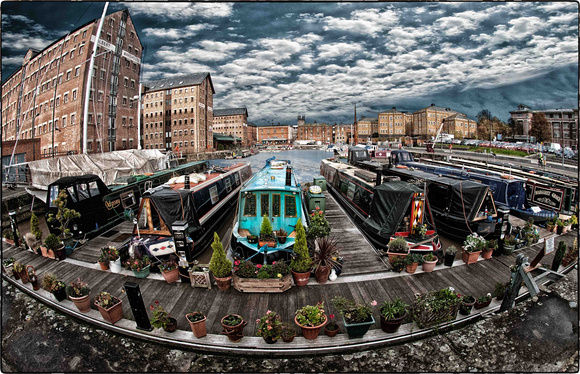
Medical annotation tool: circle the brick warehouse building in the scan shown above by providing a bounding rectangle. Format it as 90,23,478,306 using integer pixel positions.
510,104,578,149
142,73,214,153
1,9,143,159
213,107,257,146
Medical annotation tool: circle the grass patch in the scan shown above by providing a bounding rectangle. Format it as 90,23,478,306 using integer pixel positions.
447,144,531,157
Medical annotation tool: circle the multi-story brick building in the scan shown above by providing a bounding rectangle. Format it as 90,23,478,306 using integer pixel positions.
509,104,578,148
442,113,477,139
257,124,292,144
334,124,352,144
213,108,254,146
412,104,458,138
142,73,214,153
378,108,410,139
357,117,378,142
1,9,142,158
297,122,333,143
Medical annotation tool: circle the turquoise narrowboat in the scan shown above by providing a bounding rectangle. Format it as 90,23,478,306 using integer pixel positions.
230,157,308,264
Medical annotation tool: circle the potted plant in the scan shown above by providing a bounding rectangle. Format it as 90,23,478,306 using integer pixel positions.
98,250,110,271
13,262,28,283
186,311,207,338
150,302,177,332
379,297,409,333
569,215,578,230
494,282,509,301
94,291,124,324
503,235,517,255
27,265,40,290
189,261,212,289
66,278,91,313
105,247,121,273
159,259,179,283
220,314,247,342
474,293,492,309
556,219,564,234
306,208,331,249
41,273,67,301
125,255,151,278
46,189,81,248
3,229,15,245
482,239,497,259
546,217,557,232
232,260,292,293
331,296,376,339
391,257,405,272
551,240,567,272
30,212,43,251
411,287,462,328
312,236,340,284
209,232,233,291
561,238,578,267
247,234,259,244
43,233,64,260
277,228,288,244
459,295,476,315
259,216,276,247
386,236,410,264
404,253,422,274
462,233,485,264
290,219,311,286
295,302,327,340
422,253,437,272
256,310,282,344
444,246,457,266
2,257,15,275
412,223,427,240
280,322,296,343
324,314,339,337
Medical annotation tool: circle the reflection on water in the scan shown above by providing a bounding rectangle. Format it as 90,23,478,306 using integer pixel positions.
211,150,331,183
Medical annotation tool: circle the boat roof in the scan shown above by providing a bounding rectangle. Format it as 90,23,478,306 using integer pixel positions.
162,163,247,192
242,159,300,193
322,158,378,188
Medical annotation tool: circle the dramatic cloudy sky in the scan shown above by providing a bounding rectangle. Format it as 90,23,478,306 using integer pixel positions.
2,2,578,125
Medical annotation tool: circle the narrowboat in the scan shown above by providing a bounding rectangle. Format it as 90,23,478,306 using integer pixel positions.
320,155,441,253
388,150,556,224
383,165,506,242
44,160,226,240
230,157,308,264
130,162,252,261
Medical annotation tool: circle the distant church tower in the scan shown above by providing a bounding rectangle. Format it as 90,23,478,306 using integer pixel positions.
297,115,305,127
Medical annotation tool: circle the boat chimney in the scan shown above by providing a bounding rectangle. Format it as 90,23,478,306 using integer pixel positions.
286,166,292,186
184,174,190,190
376,170,382,186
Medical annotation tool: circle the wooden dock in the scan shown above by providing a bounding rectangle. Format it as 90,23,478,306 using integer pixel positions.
3,228,575,355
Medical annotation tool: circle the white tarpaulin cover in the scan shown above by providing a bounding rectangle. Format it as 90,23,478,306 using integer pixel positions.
27,149,168,189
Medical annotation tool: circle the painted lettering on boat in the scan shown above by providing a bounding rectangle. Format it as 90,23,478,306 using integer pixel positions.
105,199,121,210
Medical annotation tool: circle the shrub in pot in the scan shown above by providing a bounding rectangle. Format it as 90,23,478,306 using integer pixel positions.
404,253,422,274
209,232,232,291
474,293,492,309
46,189,81,248
306,208,331,249
221,314,247,342
379,297,409,333
124,255,151,278
98,250,110,271
256,310,282,344
391,257,405,272
295,302,327,340
459,295,476,315
290,219,311,286
259,216,276,247
44,234,63,260
462,233,485,264
150,302,177,332
444,246,457,266
280,322,296,343
159,258,179,283
13,262,28,283
551,240,567,272
41,273,67,301
422,253,437,272
186,311,207,338
386,236,410,263
331,296,375,339
94,291,124,324
494,282,509,301
66,278,91,313
312,236,340,284
3,229,14,245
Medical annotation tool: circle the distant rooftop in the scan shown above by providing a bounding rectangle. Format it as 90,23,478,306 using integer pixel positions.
144,73,215,94
213,108,248,117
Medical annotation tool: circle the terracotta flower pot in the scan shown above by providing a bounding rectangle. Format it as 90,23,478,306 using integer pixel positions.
481,249,493,260
295,314,327,340
281,334,295,343
220,314,247,342
380,313,407,333
214,274,232,291
421,257,437,272
164,317,178,332
12,268,20,280
387,251,409,264
405,263,418,274
462,251,481,265
186,313,207,338
161,268,180,284
459,298,475,315
291,270,310,286
324,325,339,337
99,261,110,271
314,265,331,284
474,299,492,309
18,269,29,284
96,297,124,324
69,294,91,313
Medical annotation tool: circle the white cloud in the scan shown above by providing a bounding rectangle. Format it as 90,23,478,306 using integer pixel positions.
125,3,234,19
323,8,399,37
317,43,363,59
436,10,491,36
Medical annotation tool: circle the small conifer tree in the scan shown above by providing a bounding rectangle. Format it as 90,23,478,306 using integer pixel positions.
209,232,232,278
551,240,567,272
291,219,312,273
30,212,42,241
260,215,273,237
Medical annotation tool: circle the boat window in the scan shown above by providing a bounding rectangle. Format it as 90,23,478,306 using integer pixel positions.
120,191,136,208
340,180,348,195
225,178,232,193
347,182,356,200
260,193,269,217
77,183,90,201
88,181,100,197
284,195,297,217
272,194,281,217
209,185,219,204
67,186,78,202
234,172,240,185
243,193,256,216
428,184,448,211
49,186,59,207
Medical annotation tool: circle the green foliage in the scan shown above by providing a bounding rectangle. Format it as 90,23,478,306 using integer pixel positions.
312,236,340,271
423,253,436,262
222,314,243,326
256,310,282,340
187,311,205,323
494,282,509,299
551,241,567,272
13,261,25,272
295,302,326,327
332,296,375,324
388,237,409,253
306,210,331,241
30,212,42,241
94,291,121,308
380,298,409,320
41,273,58,291
411,288,462,327
530,113,552,143
260,215,273,236
65,278,90,297
280,322,296,339
3,229,14,240
44,234,61,250
150,303,172,329
445,245,458,255
290,219,312,273
391,257,405,272
209,232,232,278
405,253,423,265
47,189,81,238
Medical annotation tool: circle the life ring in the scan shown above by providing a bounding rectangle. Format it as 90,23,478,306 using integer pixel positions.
309,185,322,194
144,173,153,176
396,165,408,169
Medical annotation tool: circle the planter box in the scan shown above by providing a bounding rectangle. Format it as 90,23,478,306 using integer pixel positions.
189,265,211,289
97,297,124,324
411,291,460,329
462,251,481,265
386,251,409,264
343,315,375,339
232,274,292,293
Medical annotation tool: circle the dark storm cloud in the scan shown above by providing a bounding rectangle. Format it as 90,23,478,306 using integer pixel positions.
2,2,578,125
